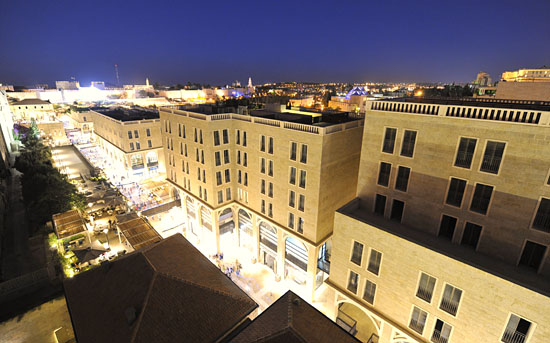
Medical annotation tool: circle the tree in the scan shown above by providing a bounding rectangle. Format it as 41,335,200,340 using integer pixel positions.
28,119,40,139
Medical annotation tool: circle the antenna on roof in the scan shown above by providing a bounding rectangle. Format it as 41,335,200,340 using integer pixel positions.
114,64,120,87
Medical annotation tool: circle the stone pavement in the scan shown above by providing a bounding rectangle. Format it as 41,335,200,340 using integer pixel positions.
0,296,74,343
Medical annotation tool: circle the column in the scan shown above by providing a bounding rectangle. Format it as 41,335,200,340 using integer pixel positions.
306,243,318,303
212,209,220,253
276,230,285,280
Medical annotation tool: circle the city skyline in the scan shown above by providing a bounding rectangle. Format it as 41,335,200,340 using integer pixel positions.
1,0,549,86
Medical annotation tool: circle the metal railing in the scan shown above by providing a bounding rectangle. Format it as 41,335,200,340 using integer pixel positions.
440,298,459,316
502,330,527,343
431,329,449,343
409,320,424,334
480,156,502,173
416,286,433,302
532,213,550,232
454,152,473,168
336,308,358,336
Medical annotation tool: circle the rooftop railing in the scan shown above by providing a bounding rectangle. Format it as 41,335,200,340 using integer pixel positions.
161,108,363,135
502,330,526,343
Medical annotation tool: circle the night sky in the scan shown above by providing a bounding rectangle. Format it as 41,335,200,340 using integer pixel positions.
1,0,549,86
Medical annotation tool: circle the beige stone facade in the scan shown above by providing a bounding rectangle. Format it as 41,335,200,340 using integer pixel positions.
10,99,55,121
495,82,550,101
327,98,550,343
87,110,165,183
159,107,363,298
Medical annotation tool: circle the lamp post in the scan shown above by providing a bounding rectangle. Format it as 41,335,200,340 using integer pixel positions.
103,228,110,250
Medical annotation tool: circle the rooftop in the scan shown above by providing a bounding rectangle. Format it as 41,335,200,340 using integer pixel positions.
64,234,258,343
53,209,87,239
12,98,52,106
378,97,550,111
232,291,360,343
92,106,159,122
116,214,162,250
340,198,550,298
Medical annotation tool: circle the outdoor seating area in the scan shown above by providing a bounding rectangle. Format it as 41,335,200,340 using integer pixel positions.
116,213,162,251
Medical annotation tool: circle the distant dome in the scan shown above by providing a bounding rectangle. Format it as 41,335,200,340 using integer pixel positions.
346,86,369,98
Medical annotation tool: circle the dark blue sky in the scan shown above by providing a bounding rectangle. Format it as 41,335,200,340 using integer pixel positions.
1,0,549,86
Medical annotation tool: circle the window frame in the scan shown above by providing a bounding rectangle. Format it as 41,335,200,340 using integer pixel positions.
452,136,477,170
400,129,418,158
444,176,468,208
415,271,437,304
381,127,398,154
350,240,364,267
478,139,507,176
438,282,463,317
468,182,495,215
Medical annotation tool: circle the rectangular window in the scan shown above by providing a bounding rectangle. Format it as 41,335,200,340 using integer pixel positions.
136,142,140,150
222,129,229,144
201,151,204,164
374,194,386,216
202,170,206,183
261,179,266,194
446,178,466,207
237,151,241,165
224,169,230,183
470,184,493,215
243,131,247,146
363,280,376,305
268,182,273,198
204,189,207,201
416,272,436,303
268,203,272,217
289,191,295,207
268,137,274,154
243,152,247,167
196,148,199,162
289,167,296,185
261,199,265,214
226,188,231,201
297,217,304,233
218,191,223,204
236,130,240,145
480,141,505,174
395,166,410,192
400,130,417,157
350,241,364,266
260,135,266,152
502,314,532,343
367,249,382,275
299,170,306,188
216,171,222,186
261,158,266,174
223,150,230,164
130,142,134,150
390,199,404,222
300,144,308,164
431,319,452,343
533,198,550,232
146,128,151,137
213,131,220,146
461,222,482,249
134,130,139,138
298,194,305,212
409,306,428,335
455,137,476,168
148,140,152,148
377,162,391,187
244,173,248,186
290,142,297,160
238,170,242,184
440,284,462,316
194,128,197,142
128,130,132,139
439,215,457,240
519,241,546,270
382,128,397,153
347,271,359,294
182,126,186,138
215,152,221,166
268,160,273,176
288,213,295,229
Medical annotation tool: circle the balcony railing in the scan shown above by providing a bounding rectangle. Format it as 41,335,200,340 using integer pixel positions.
409,320,425,334
502,330,526,343
440,298,459,316
454,151,473,168
416,286,433,302
532,214,550,232
480,156,502,173
431,329,449,343
131,163,145,170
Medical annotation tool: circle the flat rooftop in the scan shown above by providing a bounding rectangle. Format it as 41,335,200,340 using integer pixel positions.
92,107,159,121
379,97,550,111
340,198,550,298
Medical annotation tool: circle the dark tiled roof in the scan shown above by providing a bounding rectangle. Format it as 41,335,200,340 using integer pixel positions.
232,291,360,343
64,234,257,343
12,98,52,105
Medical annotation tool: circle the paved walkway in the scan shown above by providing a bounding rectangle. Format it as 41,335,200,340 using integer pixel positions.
0,296,74,343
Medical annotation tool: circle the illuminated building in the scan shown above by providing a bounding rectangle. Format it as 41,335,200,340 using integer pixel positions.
55,80,80,90
86,107,166,183
10,98,55,121
0,90,15,167
160,103,364,300
327,97,550,343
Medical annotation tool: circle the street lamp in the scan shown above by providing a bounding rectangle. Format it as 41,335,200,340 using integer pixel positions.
103,228,110,249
